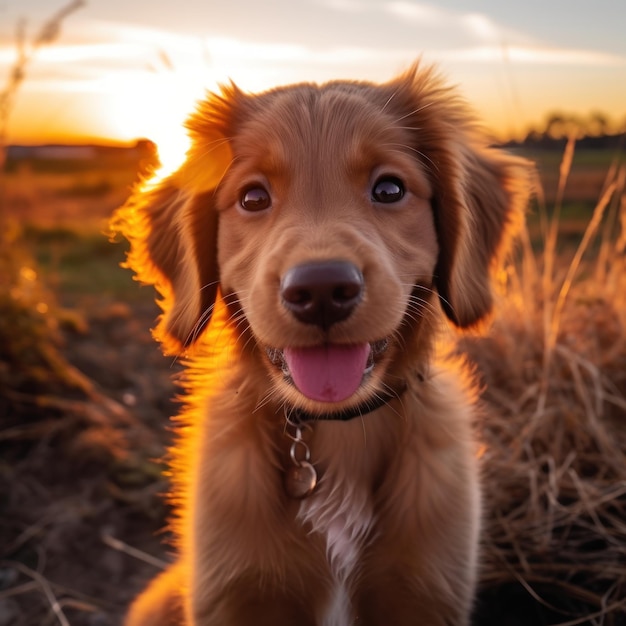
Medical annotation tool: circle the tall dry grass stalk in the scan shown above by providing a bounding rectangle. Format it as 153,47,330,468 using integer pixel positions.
465,141,626,623
0,0,86,230
0,0,85,171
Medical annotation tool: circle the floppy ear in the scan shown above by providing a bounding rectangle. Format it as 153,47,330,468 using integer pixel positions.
111,88,236,353
433,145,530,327
387,64,531,328
113,181,221,353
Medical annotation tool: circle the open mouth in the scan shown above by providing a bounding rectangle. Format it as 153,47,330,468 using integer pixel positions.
266,339,389,403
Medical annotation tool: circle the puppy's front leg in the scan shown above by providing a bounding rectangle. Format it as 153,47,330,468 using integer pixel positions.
191,577,320,626
125,563,185,626
187,396,330,625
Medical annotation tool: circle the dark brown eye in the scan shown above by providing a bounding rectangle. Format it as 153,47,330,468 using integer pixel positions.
240,185,271,212
372,177,404,204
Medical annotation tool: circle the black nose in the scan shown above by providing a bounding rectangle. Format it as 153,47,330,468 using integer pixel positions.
281,260,364,329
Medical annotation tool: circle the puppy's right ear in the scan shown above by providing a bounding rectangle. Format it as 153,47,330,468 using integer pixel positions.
111,88,237,354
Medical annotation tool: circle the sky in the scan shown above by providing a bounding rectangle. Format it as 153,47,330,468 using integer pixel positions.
1,0,625,167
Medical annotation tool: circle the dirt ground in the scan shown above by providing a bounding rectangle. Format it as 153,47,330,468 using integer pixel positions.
1,297,178,626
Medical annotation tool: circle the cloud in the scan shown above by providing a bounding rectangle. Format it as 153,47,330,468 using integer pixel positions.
385,1,448,24
320,0,534,48
433,44,626,67
2,9,624,101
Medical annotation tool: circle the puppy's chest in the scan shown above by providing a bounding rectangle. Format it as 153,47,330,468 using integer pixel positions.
295,461,376,626
288,423,390,583
296,458,377,583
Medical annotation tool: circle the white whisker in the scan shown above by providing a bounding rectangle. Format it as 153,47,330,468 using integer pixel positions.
391,100,436,124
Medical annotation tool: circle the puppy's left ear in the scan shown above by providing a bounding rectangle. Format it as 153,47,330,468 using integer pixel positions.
388,64,532,328
434,144,531,328
111,85,239,354
114,179,222,353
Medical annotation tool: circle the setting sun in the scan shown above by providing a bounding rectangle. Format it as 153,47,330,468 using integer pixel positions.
100,72,200,174
2,0,625,151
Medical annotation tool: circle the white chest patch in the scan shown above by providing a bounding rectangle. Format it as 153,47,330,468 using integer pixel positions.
298,487,375,626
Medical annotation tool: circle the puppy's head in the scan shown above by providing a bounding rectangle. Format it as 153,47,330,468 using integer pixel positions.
112,63,530,413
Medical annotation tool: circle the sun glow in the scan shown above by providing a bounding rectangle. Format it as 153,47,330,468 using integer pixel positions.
98,72,203,175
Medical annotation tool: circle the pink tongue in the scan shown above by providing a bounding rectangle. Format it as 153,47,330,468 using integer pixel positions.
283,344,371,403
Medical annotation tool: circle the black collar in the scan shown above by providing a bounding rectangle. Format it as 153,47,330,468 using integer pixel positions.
285,381,407,423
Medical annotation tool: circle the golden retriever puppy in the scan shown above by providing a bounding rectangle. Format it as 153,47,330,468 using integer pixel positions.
113,62,529,626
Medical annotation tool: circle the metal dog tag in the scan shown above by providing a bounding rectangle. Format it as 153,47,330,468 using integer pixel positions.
284,461,317,499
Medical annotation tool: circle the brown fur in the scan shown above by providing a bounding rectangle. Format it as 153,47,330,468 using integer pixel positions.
113,63,530,625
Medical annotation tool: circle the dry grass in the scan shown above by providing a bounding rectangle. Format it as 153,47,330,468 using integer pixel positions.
464,139,626,624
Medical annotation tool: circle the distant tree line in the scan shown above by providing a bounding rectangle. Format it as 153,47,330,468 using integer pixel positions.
503,111,626,151
3,139,158,173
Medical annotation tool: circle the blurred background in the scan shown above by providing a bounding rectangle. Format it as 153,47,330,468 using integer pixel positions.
1,2,624,625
